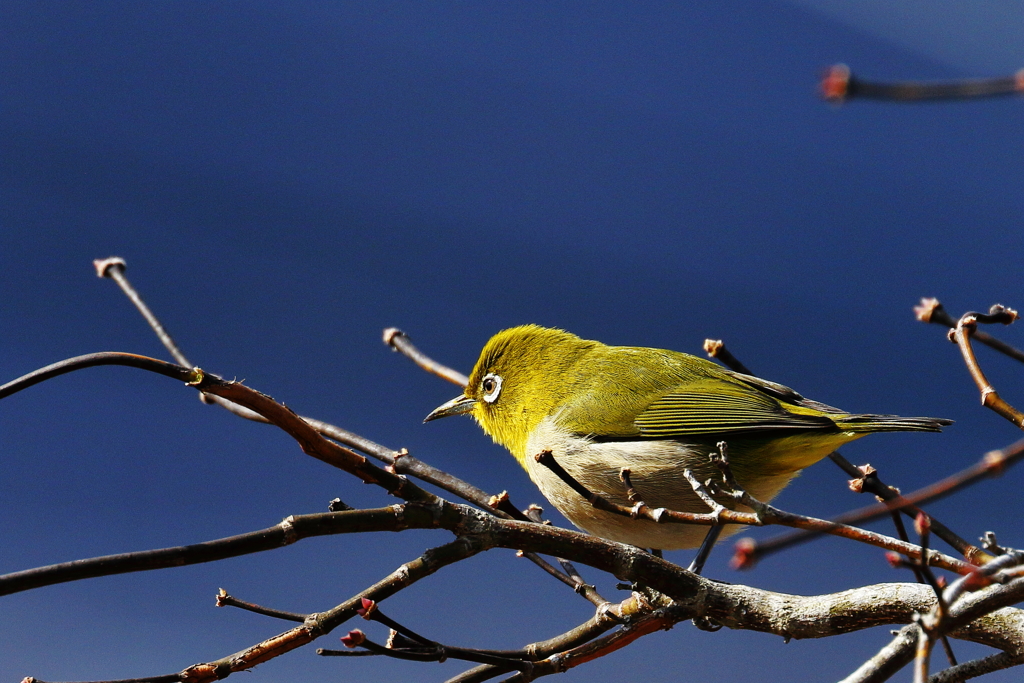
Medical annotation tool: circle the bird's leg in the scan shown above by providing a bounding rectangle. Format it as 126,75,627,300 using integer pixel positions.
687,524,723,574
684,443,734,574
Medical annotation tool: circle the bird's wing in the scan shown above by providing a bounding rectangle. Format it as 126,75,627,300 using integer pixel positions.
552,347,842,439
724,371,847,415
632,378,838,438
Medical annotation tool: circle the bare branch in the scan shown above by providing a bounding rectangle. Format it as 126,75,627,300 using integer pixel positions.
821,64,1024,103
741,438,1024,567
0,507,408,596
702,335,985,566
216,589,307,623
383,327,470,387
950,306,1024,429
917,298,1024,364
534,447,970,574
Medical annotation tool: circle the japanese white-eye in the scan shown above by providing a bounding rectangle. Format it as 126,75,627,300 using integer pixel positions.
425,325,951,550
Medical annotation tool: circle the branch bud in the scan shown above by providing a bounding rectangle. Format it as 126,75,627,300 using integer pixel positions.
341,630,366,648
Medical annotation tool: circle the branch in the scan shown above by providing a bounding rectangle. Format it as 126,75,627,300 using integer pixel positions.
533,449,970,574
950,306,1024,429
843,564,1024,683
383,327,469,387
821,64,1024,103
736,438,1024,568
916,298,1024,365
0,507,408,596
443,596,637,683
15,494,1024,683
704,337,988,566
91,257,531,521
0,352,195,399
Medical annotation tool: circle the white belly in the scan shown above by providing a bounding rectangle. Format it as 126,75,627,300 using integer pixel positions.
521,418,798,550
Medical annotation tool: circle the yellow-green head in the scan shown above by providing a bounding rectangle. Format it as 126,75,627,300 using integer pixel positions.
426,325,596,462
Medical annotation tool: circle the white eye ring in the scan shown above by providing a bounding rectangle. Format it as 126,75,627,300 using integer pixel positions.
481,373,503,403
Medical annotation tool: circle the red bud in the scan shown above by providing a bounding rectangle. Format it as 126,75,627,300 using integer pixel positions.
730,538,756,570
914,512,931,537
341,630,365,648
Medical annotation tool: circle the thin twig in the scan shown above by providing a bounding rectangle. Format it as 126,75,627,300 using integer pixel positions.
532,447,969,573
216,589,307,622
92,258,517,515
821,64,1024,103
703,336,986,566
734,438,1024,568
383,327,470,387
916,298,1024,364
443,595,641,683
94,258,191,367
703,339,753,375
0,507,411,596
950,306,1024,429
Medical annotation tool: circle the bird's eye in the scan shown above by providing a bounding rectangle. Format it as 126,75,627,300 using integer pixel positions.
481,373,503,403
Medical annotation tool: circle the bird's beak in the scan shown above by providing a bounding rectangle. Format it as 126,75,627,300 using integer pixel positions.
424,394,477,423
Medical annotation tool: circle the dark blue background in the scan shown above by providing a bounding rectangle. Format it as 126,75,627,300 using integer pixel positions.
2,3,1023,681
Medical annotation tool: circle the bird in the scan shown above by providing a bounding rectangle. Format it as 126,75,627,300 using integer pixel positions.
425,325,951,551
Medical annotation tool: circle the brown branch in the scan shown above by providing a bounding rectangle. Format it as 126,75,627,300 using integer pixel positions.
0,352,195,400
951,306,1024,429
215,589,307,623
703,334,987,567
929,651,1024,682
843,563,1024,683
821,64,1024,103
328,629,537,672
736,438,1024,568
556,559,617,611
383,327,470,387
703,338,753,375
192,373,437,501
91,258,522,519
916,298,1024,364
15,496,1024,682
443,596,638,683
500,604,692,681
94,258,192,367
0,507,411,596
534,448,970,574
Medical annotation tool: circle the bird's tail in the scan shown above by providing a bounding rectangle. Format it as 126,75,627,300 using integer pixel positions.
837,414,953,434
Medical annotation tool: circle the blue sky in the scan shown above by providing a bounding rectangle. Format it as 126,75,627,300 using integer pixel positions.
2,3,1023,681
